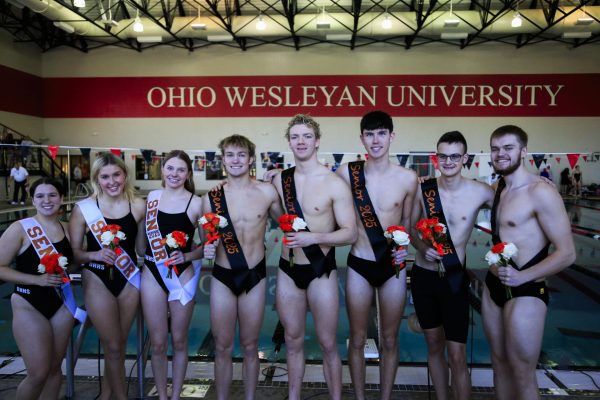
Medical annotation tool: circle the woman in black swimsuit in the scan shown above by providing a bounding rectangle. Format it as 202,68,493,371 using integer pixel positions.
69,153,146,400
0,178,75,399
573,165,582,198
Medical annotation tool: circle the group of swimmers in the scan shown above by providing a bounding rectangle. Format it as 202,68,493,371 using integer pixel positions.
0,111,575,400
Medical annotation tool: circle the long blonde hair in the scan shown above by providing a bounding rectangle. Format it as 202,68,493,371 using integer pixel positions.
90,152,136,202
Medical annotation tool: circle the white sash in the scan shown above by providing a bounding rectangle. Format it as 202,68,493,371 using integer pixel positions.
77,198,141,289
145,190,200,305
20,218,87,324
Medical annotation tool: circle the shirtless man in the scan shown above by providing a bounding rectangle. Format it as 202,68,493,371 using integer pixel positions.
269,114,357,400
409,131,494,400
202,135,284,400
335,111,417,400
482,125,575,400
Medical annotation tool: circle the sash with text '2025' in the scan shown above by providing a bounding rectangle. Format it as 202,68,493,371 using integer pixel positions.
209,187,263,289
281,167,329,273
145,190,200,305
77,198,140,289
421,178,464,294
348,161,393,265
20,217,87,324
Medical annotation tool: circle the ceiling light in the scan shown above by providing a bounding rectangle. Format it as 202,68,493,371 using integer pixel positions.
207,34,234,42
54,21,75,33
191,7,207,30
440,32,468,39
256,14,266,31
317,6,330,29
73,0,85,7
133,10,143,33
511,12,522,28
576,17,593,25
444,18,460,28
137,36,163,43
562,31,592,39
382,13,392,30
326,33,352,41
444,0,459,27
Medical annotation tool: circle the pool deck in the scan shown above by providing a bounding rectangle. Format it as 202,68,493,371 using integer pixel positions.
1,357,599,399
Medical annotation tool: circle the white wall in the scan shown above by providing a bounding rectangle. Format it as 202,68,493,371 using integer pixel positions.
1,39,599,190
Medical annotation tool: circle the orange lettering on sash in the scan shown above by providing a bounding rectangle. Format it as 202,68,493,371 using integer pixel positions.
26,226,43,238
151,238,167,261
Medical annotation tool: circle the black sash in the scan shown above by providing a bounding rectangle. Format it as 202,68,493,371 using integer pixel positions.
490,177,506,246
209,187,261,290
281,167,330,274
348,161,392,264
421,178,464,293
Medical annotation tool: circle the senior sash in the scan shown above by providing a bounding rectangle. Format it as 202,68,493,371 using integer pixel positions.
20,218,87,324
281,167,333,273
348,161,393,265
145,190,200,305
421,178,464,294
77,198,140,289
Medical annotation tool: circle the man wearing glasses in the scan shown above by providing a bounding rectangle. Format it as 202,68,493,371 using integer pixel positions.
409,131,494,400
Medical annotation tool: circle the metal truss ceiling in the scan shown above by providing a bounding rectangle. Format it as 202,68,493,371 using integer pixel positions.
0,0,598,52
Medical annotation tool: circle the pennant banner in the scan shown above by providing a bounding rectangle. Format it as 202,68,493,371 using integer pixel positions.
430,154,438,169
79,147,91,159
567,153,580,169
464,154,475,170
110,148,121,157
205,151,216,162
140,149,156,164
332,153,344,164
48,145,59,160
396,154,409,167
532,154,546,169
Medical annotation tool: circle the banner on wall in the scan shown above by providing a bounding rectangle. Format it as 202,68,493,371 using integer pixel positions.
1,64,599,118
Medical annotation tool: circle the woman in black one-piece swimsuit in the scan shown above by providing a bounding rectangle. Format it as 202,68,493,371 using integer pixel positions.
69,153,146,400
141,150,203,400
0,178,75,399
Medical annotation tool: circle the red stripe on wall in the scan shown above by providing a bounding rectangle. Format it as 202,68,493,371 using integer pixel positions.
0,65,43,117
3,70,599,118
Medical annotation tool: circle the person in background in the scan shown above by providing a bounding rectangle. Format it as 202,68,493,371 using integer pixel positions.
559,168,570,196
10,160,28,205
573,165,582,198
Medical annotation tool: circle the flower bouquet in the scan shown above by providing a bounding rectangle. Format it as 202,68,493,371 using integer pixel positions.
100,224,126,279
278,214,307,267
384,225,410,278
415,217,448,277
485,242,518,298
160,231,189,278
199,212,228,266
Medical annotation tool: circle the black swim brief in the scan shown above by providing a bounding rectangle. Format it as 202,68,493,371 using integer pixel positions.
212,259,266,296
485,271,549,308
411,264,470,343
279,254,336,290
347,253,397,288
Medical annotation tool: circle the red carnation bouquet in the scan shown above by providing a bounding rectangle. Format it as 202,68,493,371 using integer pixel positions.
278,214,307,267
383,226,410,278
38,253,70,301
485,242,518,298
415,217,448,277
100,224,126,279
160,231,189,278
199,212,229,266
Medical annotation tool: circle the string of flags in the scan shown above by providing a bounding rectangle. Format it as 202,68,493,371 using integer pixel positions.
41,145,598,172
